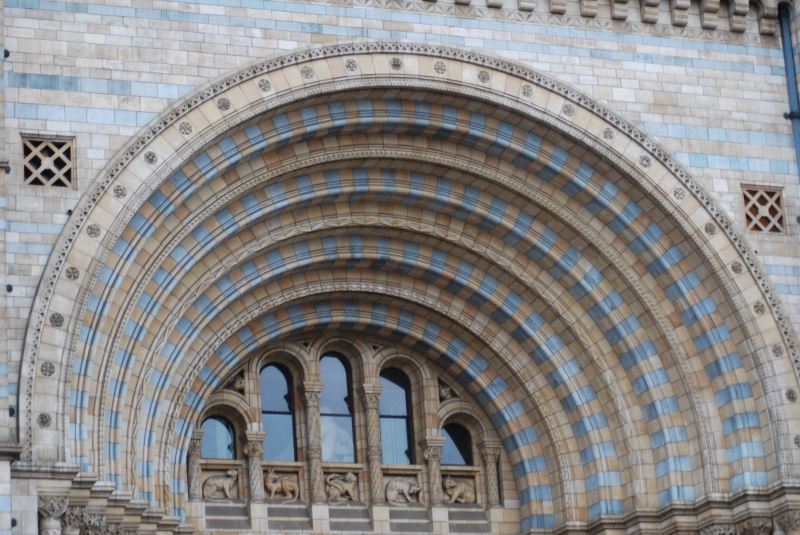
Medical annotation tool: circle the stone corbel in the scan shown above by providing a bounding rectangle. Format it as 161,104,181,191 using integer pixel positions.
580,0,598,18
486,0,504,8
699,0,720,29
640,0,660,23
549,0,567,14
518,0,535,11
611,0,629,20
669,0,690,26
728,0,749,32
757,1,777,35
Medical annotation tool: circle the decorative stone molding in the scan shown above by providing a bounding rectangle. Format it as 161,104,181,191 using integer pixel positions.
700,525,736,535
776,510,800,532
20,42,800,472
244,432,267,502
358,383,384,503
39,496,68,535
479,441,502,507
302,381,326,502
187,430,204,501
421,437,446,505
737,518,773,535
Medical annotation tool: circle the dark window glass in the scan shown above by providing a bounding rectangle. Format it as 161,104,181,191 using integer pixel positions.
320,355,355,463
442,423,472,466
201,417,235,459
261,364,296,461
379,368,414,464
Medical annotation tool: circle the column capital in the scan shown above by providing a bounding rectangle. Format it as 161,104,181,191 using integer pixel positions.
38,495,68,520
302,381,325,407
478,439,503,464
357,384,383,409
243,441,264,459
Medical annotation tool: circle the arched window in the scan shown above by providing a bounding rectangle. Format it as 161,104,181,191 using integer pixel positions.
201,416,236,459
442,423,472,465
320,354,356,463
261,364,296,461
379,368,414,464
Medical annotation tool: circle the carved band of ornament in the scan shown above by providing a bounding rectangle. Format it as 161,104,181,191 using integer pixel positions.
38,496,68,520
23,41,799,461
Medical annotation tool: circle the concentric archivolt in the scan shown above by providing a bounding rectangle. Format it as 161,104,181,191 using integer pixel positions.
21,41,800,531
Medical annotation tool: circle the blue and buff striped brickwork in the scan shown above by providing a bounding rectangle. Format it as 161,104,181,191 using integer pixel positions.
2,0,800,534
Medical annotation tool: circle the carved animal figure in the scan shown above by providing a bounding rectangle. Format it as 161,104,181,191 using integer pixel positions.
325,472,358,502
442,475,476,504
202,469,239,499
264,468,299,501
385,477,422,503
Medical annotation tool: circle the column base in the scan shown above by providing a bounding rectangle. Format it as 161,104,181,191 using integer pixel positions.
430,504,449,535
310,502,330,532
370,503,391,534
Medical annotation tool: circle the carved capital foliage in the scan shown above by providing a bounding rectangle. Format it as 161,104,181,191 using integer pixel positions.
303,390,321,408
38,496,68,520
737,518,773,535
188,437,203,457
423,446,443,463
479,446,502,464
361,392,381,410
776,511,800,532
61,506,84,531
243,440,264,458
700,525,736,535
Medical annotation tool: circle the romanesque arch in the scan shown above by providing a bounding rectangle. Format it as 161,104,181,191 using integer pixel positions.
22,42,800,534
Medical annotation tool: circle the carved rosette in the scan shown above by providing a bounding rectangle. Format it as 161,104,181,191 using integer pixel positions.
39,496,68,535
479,445,502,508
421,439,445,505
188,432,204,501
359,384,384,503
303,382,326,502
737,518,773,535
244,440,265,502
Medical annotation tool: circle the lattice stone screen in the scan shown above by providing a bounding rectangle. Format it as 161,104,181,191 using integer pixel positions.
743,187,785,233
22,136,74,188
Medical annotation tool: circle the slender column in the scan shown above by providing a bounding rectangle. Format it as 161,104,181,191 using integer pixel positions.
358,384,384,503
244,431,267,502
479,442,502,508
420,437,445,505
187,430,204,501
38,496,67,535
302,381,325,503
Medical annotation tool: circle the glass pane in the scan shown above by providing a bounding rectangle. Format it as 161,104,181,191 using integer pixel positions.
320,356,351,415
201,417,235,459
261,365,291,412
379,371,408,417
442,424,472,465
321,415,355,462
380,418,411,464
262,413,295,461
